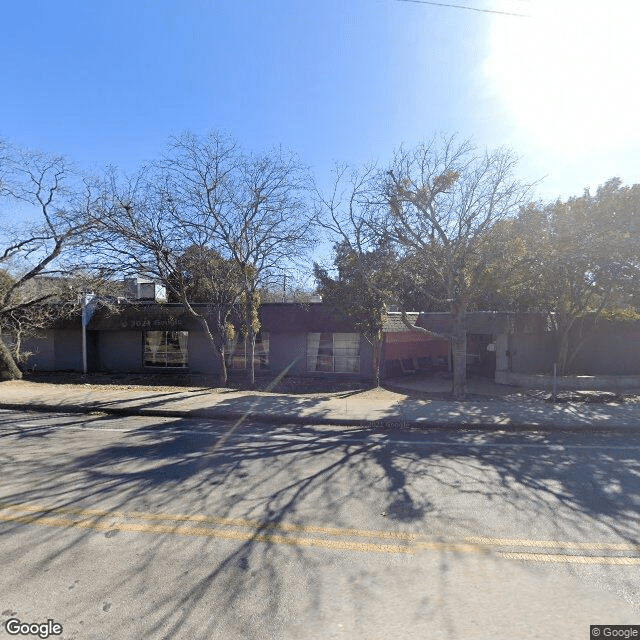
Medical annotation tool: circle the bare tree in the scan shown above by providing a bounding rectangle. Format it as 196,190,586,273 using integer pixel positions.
90,162,244,386
92,132,312,386
164,132,313,386
381,134,534,398
314,162,380,258
313,163,396,386
0,142,98,379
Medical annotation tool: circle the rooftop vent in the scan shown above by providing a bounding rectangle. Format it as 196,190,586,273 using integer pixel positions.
123,277,166,302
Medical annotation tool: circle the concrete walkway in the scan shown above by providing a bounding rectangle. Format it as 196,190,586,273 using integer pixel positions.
2,378,640,432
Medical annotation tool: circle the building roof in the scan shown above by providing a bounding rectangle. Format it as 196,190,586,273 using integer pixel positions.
383,312,420,333
417,311,511,335
385,311,516,335
251,302,358,333
87,301,360,333
47,300,554,335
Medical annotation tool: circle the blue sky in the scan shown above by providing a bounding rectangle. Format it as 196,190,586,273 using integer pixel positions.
2,0,639,204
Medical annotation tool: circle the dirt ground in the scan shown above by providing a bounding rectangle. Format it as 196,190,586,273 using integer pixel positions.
19,371,371,396
16,371,640,404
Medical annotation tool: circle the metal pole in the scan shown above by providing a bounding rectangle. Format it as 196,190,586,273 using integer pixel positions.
81,293,95,376
82,322,87,374
552,362,557,402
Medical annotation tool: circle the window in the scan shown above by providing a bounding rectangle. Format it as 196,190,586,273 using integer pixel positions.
227,332,270,370
307,332,360,373
144,331,188,368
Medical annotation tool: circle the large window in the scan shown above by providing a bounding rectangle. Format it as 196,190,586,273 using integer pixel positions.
144,331,188,368
227,332,270,370
307,332,360,373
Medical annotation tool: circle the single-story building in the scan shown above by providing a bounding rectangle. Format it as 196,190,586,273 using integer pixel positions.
382,310,640,381
20,301,640,382
22,301,375,380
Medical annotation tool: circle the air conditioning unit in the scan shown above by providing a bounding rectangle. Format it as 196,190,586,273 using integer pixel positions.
123,277,166,302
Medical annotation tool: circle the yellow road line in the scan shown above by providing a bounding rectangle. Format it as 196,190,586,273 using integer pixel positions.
498,551,640,565
466,536,640,552
416,541,490,554
0,509,486,555
0,502,421,541
2,502,640,563
0,512,414,555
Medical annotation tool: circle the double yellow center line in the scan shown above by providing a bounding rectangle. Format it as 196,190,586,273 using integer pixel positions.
1,502,639,564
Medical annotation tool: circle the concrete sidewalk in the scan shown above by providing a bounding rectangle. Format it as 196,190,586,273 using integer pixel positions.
2,379,640,432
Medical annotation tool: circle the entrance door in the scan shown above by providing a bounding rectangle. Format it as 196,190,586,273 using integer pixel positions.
466,334,496,378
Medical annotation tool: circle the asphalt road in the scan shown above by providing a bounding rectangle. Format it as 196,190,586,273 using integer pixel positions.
1,409,639,639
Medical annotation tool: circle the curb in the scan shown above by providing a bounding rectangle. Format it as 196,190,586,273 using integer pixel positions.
1,402,637,434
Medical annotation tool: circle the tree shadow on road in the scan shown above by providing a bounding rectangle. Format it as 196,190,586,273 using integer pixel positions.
1,412,639,638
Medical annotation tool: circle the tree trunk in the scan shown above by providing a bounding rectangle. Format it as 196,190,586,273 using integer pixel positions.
450,299,467,399
242,290,259,388
557,328,569,376
451,334,467,399
215,342,228,387
246,327,256,387
193,314,229,387
0,337,22,381
554,308,583,375
201,329,228,387
372,334,382,388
